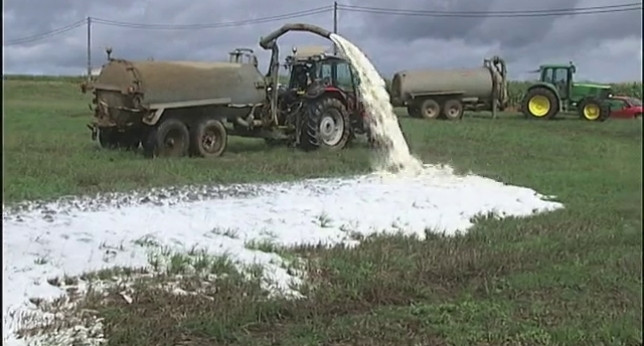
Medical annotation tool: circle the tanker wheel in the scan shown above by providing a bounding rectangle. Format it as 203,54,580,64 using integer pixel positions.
142,128,156,158
301,97,351,151
522,87,559,120
116,130,141,151
407,104,421,118
419,99,441,120
98,127,119,149
443,99,464,120
578,98,610,122
190,118,228,158
150,118,190,158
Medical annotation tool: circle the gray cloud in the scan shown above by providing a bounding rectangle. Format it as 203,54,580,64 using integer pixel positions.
3,0,642,82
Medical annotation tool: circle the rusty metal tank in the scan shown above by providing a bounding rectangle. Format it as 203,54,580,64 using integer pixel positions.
92,58,267,127
96,59,267,107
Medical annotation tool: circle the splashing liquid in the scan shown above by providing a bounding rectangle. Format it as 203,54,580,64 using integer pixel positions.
330,34,423,174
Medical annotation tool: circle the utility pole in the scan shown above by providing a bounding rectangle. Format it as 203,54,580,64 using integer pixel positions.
333,1,338,54
86,16,92,82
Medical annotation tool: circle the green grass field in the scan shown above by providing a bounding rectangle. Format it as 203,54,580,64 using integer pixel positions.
3,78,643,345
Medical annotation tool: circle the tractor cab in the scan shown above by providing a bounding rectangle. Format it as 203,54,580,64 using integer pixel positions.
285,46,359,96
537,62,576,101
537,62,612,108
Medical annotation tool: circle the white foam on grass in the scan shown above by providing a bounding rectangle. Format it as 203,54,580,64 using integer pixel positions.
2,164,563,345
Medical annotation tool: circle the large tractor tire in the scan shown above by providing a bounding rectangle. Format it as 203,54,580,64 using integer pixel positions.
300,97,351,151
419,98,441,120
522,87,559,120
578,98,610,122
144,118,190,158
443,98,464,120
190,117,228,158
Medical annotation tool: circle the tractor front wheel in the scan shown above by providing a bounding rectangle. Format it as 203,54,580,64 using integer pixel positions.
578,98,610,122
522,87,559,119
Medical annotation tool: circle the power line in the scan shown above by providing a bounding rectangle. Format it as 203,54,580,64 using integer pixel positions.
337,3,642,18
4,2,640,46
338,2,641,15
3,6,332,46
4,19,86,46
92,6,332,30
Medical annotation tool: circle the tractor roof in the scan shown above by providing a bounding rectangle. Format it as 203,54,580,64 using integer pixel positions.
290,46,342,61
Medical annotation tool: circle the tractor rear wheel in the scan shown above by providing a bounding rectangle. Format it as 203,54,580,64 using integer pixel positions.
190,118,228,158
522,87,559,119
301,97,351,151
578,98,610,122
145,118,190,158
419,98,441,120
443,99,464,120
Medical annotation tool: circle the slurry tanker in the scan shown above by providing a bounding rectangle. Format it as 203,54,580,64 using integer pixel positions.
389,57,509,120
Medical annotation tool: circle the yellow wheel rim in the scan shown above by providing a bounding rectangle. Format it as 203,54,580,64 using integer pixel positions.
528,95,550,117
583,104,600,120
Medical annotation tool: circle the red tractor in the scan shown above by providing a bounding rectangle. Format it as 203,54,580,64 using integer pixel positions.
273,45,370,149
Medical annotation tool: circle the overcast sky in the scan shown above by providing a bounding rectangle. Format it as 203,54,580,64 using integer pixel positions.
3,0,642,82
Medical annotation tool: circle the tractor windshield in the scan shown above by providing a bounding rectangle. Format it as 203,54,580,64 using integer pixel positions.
314,59,358,93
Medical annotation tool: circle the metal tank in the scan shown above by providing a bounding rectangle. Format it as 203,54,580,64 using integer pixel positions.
392,67,495,103
90,54,266,128
389,56,508,119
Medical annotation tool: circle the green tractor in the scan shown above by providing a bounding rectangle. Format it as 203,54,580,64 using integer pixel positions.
522,62,612,122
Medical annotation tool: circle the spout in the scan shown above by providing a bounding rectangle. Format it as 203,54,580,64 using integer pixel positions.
259,23,332,50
